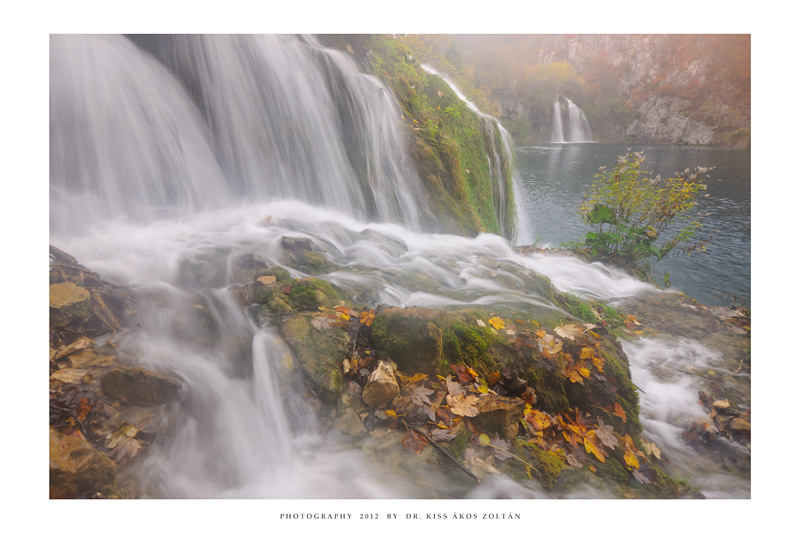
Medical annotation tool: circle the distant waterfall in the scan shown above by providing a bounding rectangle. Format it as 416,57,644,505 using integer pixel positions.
550,95,593,143
420,64,533,244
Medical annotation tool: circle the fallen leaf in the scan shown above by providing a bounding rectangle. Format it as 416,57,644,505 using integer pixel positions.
632,469,652,484
311,316,332,332
622,434,640,469
401,431,428,454
595,419,619,450
583,431,606,462
257,275,277,285
566,453,584,468
488,316,506,330
555,323,583,340
429,428,458,442
447,394,479,417
643,440,662,459
476,319,486,327
613,402,627,423
580,347,595,360
445,376,465,397
108,437,141,463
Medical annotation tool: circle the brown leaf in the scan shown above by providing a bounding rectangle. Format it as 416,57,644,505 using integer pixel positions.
108,437,142,463
595,419,619,450
281,284,292,294
401,431,428,454
447,394,479,417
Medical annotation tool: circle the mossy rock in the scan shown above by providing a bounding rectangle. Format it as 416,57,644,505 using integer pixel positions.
279,314,349,405
250,268,343,315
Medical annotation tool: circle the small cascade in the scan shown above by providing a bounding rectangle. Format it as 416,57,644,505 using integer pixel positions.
420,64,533,244
550,95,593,143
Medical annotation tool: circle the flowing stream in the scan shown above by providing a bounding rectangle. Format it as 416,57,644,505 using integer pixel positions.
49,34,750,499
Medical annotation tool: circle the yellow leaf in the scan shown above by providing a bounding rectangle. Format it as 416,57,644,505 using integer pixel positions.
578,366,591,378
488,316,506,330
588,464,596,472
592,357,605,372
580,347,595,360
385,409,399,419
477,384,489,394
584,430,606,462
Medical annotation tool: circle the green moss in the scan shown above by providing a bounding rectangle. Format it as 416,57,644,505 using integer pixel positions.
367,36,516,238
521,442,564,488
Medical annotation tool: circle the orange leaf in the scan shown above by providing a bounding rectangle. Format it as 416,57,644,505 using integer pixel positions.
613,402,627,423
580,347,595,360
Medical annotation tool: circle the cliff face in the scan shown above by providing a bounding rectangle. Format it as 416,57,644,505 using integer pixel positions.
538,34,750,147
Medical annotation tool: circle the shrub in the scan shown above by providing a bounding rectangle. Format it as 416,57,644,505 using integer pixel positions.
571,151,714,280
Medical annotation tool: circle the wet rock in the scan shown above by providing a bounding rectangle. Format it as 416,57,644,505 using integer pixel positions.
100,367,181,405
281,236,313,252
280,314,348,404
50,282,91,330
50,427,116,498
472,395,525,440
370,307,448,374
728,417,751,433
362,361,400,407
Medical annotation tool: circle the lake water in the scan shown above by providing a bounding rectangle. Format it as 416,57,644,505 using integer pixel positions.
514,143,751,307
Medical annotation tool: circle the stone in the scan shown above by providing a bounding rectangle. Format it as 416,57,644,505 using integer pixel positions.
472,395,526,440
50,427,116,498
728,418,751,432
362,361,400,407
100,367,181,405
50,282,91,329
280,315,348,404
281,236,313,252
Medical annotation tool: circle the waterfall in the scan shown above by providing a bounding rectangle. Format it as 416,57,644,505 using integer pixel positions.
550,95,593,143
420,64,533,244
49,35,748,500
50,35,428,235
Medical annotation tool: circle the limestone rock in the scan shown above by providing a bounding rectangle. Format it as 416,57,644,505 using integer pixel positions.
100,367,181,405
50,282,91,329
728,417,751,432
280,314,348,404
472,395,526,440
362,361,400,407
281,236,313,252
50,427,116,498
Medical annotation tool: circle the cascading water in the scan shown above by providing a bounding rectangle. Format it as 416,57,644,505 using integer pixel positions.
49,35,748,500
51,34,429,235
420,64,532,244
550,95,593,143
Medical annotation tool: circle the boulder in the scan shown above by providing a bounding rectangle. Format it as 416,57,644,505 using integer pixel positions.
280,314,349,404
50,282,91,330
472,395,526,440
281,236,313,252
100,367,181,405
50,427,116,498
362,361,400,407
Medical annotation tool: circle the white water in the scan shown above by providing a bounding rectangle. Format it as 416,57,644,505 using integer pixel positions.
550,96,593,143
49,35,748,499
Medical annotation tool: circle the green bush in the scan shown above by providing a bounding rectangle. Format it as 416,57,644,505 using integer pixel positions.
569,152,714,280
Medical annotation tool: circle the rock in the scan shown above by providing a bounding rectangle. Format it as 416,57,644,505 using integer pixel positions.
50,427,116,498
370,307,448,374
362,361,400,407
472,395,525,440
50,282,91,330
281,236,313,252
280,315,348,404
100,367,181,405
728,417,751,432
